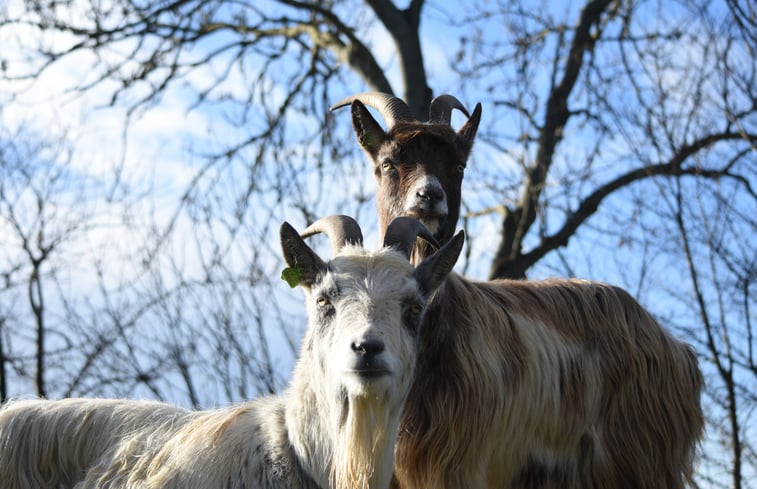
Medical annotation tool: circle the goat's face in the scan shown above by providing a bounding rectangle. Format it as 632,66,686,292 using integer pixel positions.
305,249,423,403
280,218,464,405
348,99,481,247
373,125,464,243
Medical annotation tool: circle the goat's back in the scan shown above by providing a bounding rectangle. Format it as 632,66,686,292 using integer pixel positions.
0,396,312,489
0,398,189,488
395,275,704,489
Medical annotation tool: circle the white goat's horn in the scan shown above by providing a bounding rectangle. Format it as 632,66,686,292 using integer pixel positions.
428,94,471,125
383,217,440,258
301,215,364,254
330,92,415,130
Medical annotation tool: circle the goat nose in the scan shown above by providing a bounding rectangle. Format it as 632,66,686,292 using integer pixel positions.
416,185,444,203
351,337,385,357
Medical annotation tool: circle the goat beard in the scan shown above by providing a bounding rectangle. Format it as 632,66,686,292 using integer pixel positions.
330,395,396,489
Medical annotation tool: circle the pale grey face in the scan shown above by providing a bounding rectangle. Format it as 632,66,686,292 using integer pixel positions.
280,217,465,405
305,250,425,402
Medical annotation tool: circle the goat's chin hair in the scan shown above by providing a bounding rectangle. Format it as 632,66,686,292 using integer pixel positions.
330,396,395,489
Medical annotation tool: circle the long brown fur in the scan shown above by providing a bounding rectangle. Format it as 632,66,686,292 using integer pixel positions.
393,275,704,489
343,92,703,488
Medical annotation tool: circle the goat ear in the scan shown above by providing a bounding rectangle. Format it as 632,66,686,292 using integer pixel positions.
456,102,482,157
280,222,327,288
414,230,465,296
351,100,388,157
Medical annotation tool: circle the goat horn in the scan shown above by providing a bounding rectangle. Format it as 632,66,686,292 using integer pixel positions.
383,217,440,258
428,94,471,125
301,215,364,254
330,92,415,130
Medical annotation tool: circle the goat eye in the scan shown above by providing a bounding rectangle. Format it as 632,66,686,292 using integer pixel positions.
381,161,394,172
316,296,330,307
403,301,423,334
456,164,465,173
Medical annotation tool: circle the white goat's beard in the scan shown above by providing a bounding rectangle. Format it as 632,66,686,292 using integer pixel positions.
330,395,394,489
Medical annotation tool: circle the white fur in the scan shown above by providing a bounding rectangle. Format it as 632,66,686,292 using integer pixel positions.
0,246,427,489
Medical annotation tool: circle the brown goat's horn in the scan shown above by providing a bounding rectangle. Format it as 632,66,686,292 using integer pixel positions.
301,215,364,254
428,94,471,125
383,217,440,258
330,92,415,130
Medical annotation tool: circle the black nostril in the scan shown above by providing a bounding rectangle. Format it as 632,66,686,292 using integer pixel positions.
351,338,385,357
417,186,444,202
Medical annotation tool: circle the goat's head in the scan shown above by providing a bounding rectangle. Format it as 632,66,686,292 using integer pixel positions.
280,215,463,489
331,92,480,258
281,214,463,403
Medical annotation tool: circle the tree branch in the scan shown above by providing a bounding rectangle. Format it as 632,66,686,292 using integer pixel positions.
277,0,394,92
489,0,614,279
366,0,431,116
489,131,757,278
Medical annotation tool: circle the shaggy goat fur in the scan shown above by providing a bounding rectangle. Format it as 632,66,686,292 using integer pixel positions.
392,275,703,489
0,219,463,489
336,93,704,489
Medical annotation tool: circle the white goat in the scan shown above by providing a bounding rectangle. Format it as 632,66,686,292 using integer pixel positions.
334,92,705,489
0,215,463,489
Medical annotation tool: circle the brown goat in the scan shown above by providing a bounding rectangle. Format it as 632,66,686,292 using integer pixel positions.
331,92,481,260
333,93,704,489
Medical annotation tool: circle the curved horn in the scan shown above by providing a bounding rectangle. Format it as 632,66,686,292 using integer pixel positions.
428,94,471,125
330,92,415,130
301,215,364,254
383,217,440,258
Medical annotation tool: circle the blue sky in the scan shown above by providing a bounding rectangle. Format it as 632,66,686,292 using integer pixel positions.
1,1,754,484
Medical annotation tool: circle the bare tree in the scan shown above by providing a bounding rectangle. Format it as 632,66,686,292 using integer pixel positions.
1,0,755,486
652,172,754,489
0,127,103,397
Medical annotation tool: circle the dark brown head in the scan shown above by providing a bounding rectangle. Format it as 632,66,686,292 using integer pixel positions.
331,92,481,259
